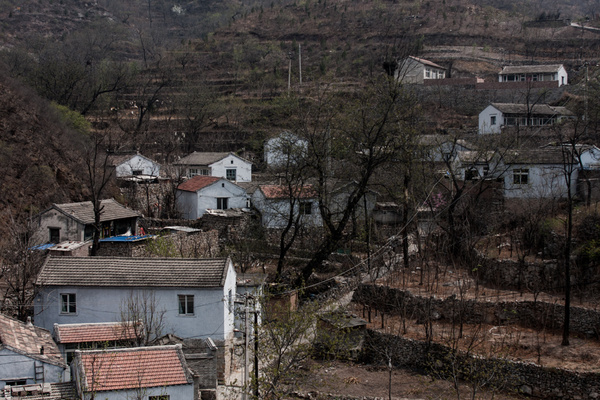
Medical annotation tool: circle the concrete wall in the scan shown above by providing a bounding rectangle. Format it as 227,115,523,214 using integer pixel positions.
0,349,65,389
252,190,322,229
503,163,577,199
35,209,85,243
79,383,194,400
34,283,236,341
177,181,248,219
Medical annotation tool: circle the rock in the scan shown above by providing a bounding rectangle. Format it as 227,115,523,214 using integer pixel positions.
520,385,533,396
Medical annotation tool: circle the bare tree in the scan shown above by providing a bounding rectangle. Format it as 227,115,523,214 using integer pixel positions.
120,290,167,346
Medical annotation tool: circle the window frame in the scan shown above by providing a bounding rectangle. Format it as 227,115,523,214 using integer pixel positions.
490,115,496,126
299,201,312,215
60,293,77,315
178,294,194,316
217,197,229,210
49,227,60,244
226,168,237,181
149,396,170,400
513,168,529,185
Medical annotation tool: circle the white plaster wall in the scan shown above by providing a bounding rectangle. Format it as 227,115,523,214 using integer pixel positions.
197,181,248,217
34,286,231,341
115,155,160,177
558,65,568,86
503,164,578,199
252,190,322,228
395,58,424,84
210,154,252,182
478,105,502,134
264,134,308,167
0,349,65,388
222,261,237,340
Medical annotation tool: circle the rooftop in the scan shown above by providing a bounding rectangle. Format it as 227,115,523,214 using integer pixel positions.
407,56,445,70
174,151,251,166
0,314,65,367
75,345,192,392
36,256,231,288
490,103,573,116
259,184,317,199
54,322,138,344
499,64,564,75
177,176,220,192
46,199,140,225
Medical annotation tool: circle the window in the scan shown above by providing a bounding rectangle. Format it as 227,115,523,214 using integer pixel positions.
226,168,236,181
178,295,194,315
490,116,496,126
132,169,143,176
425,68,431,78
61,293,76,314
228,289,233,313
49,228,60,244
513,169,529,185
149,396,170,400
5,380,27,387
465,168,479,181
299,201,312,215
188,168,199,177
217,197,229,210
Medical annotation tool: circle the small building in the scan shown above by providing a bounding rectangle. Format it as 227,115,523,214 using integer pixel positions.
478,103,574,134
251,184,322,229
315,311,367,360
0,314,67,389
96,234,154,257
53,322,139,364
0,382,76,400
176,176,249,219
107,152,161,179
72,345,194,400
174,152,252,182
498,64,567,87
34,256,238,342
33,199,140,244
395,56,446,84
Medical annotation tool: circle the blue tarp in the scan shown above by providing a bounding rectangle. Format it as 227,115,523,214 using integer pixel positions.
99,235,153,242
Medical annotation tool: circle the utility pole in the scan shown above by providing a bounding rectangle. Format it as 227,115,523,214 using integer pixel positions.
298,44,302,87
244,296,249,400
288,51,293,94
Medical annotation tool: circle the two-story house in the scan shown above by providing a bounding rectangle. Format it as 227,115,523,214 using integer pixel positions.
34,256,237,342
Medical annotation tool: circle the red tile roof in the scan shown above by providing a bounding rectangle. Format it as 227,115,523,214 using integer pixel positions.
77,345,192,392
177,176,220,192
54,322,138,344
259,184,317,199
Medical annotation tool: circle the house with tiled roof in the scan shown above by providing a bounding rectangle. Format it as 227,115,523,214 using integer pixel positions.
34,256,237,342
251,184,322,228
176,176,248,219
174,151,252,182
0,314,67,389
72,345,194,400
53,322,139,364
498,64,567,87
478,103,574,134
107,152,161,180
33,199,140,244
394,56,446,84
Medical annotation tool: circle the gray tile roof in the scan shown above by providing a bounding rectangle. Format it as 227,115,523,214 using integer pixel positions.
52,199,140,225
174,152,251,166
490,103,573,116
499,64,564,75
0,314,66,367
503,148,573,165
36,256,231,288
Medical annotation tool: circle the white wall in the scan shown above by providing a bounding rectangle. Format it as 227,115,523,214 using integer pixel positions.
210,154,252,182
115,155,160,177
34,285,234,341
35,209,85,243
264,133,308,168
78,381,194,400
252,190,322,229
177,190,199,219
0,349,65,388
478,105,502,134
503,164,578,199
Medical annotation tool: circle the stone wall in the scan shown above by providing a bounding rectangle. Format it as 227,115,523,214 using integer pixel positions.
353,284,600,339
362,330,600,399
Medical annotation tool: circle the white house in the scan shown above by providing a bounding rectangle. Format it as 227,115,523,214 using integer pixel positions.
174,152,252,182
107,153,161,179
419,135,471,163
176,176,249,219
0,314,67,389
478,103,574,134
33,199,140,244
72,345,194,400
34,256,238,342
498,64,568,87
264,131,308,168
395,56,446,84
252,184,322,229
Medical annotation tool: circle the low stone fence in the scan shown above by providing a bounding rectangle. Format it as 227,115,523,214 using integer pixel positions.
353,284,600,339
362,330,600,399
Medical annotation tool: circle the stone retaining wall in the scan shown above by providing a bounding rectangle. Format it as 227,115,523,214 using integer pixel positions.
353,284,600,338
362,330,600,399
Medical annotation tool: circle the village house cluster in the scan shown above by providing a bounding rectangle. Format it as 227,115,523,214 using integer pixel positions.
1,55,598,400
